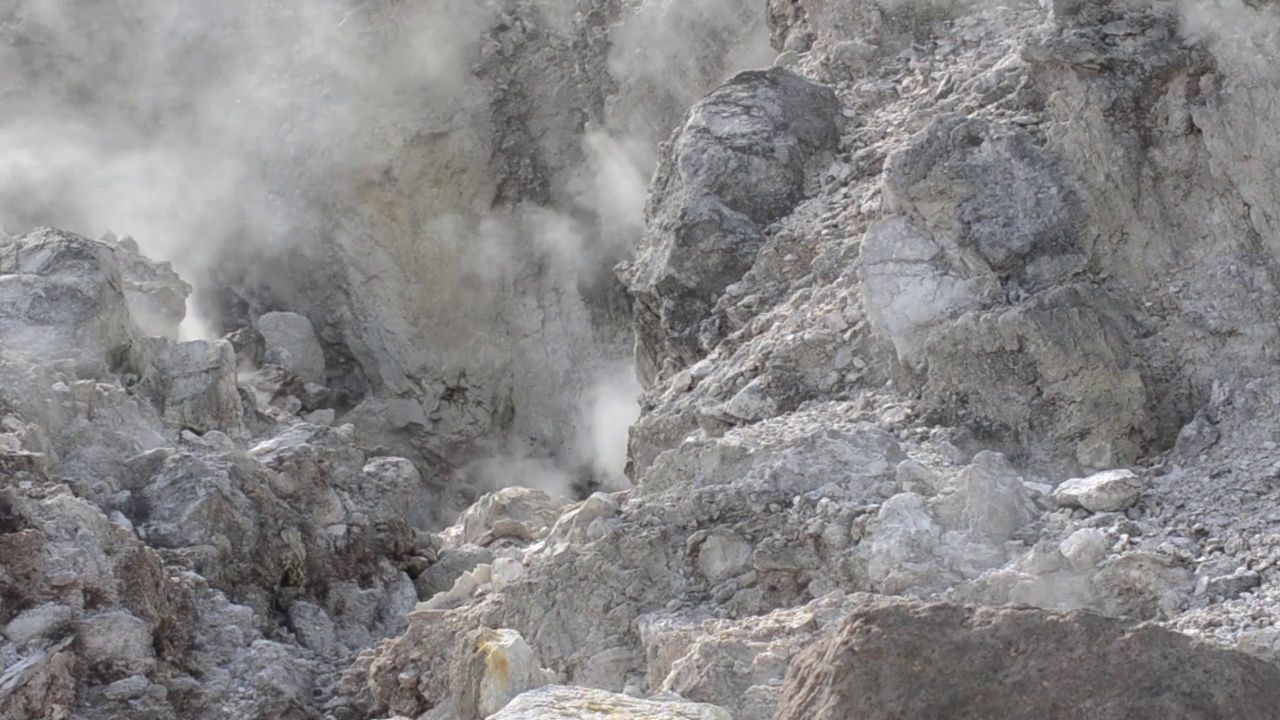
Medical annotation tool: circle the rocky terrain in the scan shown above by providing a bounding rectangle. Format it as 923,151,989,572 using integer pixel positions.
5,0,1280,718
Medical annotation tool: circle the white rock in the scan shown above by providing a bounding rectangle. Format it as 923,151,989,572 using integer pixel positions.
696,531,754,584
492,558,527,592
1052,469,1144,512
1059,528,1107,572
3,603,74,646
490,685,732,720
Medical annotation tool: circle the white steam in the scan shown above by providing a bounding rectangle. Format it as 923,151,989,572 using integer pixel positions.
0,0,772,497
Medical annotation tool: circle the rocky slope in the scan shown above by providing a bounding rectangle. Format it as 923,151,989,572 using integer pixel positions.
5,0,1280,718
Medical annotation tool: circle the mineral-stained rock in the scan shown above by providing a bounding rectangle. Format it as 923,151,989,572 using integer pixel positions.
449,628,552,720
489,685,732,720
776,599,1280,720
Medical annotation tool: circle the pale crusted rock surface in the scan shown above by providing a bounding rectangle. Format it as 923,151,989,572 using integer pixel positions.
1053,469,1145,512
448,627,552,720
489,685,732,720
775,599,1280,720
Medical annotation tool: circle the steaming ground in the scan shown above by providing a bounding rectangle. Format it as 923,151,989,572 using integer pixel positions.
8,0,1280,718
0,0,770,497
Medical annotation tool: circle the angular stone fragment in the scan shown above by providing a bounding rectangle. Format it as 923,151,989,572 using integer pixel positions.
450,628,551,720
1052,469,1144,512
154,339,244,435
256,311,326,384
490,685,731,720
0,228,135,376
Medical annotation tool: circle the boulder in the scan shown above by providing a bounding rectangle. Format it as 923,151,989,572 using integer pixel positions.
0,228,135,376
489,686,731,720
256,312,326,384
153,339,244,435
449,628,552,720
1052,469,1145,512
620,67,840,385
776,599,1280,720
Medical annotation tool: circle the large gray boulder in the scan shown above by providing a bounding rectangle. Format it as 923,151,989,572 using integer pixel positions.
152,339,244,436
256,311,326,383
620,67,841,386
0,228,135,376
776,599,1280,720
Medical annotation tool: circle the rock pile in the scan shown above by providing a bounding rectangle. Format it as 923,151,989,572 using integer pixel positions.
6,0,1280,718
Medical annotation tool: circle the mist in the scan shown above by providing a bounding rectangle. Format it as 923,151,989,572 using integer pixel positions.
0,0,772,498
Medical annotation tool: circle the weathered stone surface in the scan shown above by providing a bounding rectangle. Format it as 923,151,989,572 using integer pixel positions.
776,600,1280,720
0,228,135,376
449,628,552,720
620,66,841,385
1053,469,1145,512
152,339,244,436
257,311,326,384
490,685,732,720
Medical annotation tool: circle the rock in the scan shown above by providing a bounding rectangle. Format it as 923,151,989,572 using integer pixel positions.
287,601,339,657
103,674,152,701
256,311,326,384
620,67,841,384
1058,528,1107,572
0,636,77,720
931,451,1036,542
1173,410,1220,461
2,604,74,647
1052,469,1144,512
863,493,944,594
861,215,983,369
75,611,156,680
361,456,437,530
776,600,1280,720
304,408,336,426
111,240,192,340
417,547,495,601
923,288,1148,475
491,558,526,592
448,487,566,549
449,628,552,720
0,228,135,376
1090,551,1192,620
1200,570,1262,600
694,530,754,584
722,378,778,423
660,594,865,720
490,686,732,720
152,339,244,436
